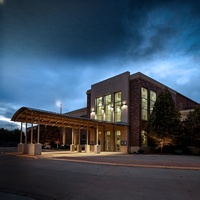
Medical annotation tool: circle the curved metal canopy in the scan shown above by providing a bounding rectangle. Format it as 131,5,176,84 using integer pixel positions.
11,107,128,128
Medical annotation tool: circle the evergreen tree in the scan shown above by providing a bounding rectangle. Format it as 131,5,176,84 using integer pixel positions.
184,105,200,146
146,88,181,151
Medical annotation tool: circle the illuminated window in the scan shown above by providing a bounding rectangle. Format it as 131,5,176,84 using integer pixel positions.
141,87,148,120
96,97,102,120
150,91,156,114
114,92,121,122
115,130,121,151
104,94,111,121
105,131,111,151
141,130,147,146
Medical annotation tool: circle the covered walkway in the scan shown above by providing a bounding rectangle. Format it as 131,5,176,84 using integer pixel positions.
11,107,128,155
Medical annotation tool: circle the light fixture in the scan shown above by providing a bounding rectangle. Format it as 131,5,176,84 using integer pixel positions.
91,108,95,116
121,101,127,107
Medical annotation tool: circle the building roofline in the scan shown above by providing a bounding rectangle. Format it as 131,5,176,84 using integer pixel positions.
11,107,128,128
130,72,173,91
65,107,87,115
91,71,130,88
130,72,199,104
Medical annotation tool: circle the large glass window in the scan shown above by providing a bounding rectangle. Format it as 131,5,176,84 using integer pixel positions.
141,130,147,146
141,87,148,120
115,131,121,151
114,92,121,122
105,131,111,151
104,94,111,121
150,91,156,114
96,97,102,120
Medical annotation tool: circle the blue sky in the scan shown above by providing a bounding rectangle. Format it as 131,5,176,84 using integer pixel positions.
0,0,200,130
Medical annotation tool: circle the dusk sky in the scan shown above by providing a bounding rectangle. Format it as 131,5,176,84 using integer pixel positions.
1,0,200,130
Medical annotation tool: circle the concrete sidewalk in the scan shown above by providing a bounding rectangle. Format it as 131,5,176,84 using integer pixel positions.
45,151,200,170
8,150,200,170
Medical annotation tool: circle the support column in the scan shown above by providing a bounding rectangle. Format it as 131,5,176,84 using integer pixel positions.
18,122,24,153
94,124,101,154
96,124,98,145
25,123,27,144
101,125,105,151
29,119,35,155
23,123,28,154
31,121,33,144
62,128,66,145
20,122,23,144
77,127,82,152
85,126,90,153
70,127,75,151
37,125,40,144
35,116,42,155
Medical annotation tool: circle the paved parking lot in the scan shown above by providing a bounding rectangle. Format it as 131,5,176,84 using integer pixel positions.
36,150,200,170
1,147,200,200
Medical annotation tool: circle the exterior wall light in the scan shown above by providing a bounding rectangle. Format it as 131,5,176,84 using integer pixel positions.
121,103,127,109
121,101,127,107
91,109,95,114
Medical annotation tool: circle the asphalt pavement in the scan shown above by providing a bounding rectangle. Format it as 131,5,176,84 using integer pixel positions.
0,147,200,200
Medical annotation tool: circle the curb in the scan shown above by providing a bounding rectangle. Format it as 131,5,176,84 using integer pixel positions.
5,152,38,159
52,157,200,170
4,152,200,170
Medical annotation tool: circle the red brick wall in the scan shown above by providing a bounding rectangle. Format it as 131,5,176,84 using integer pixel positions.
175,93,198,110
129,78,163,147
129,77,198,147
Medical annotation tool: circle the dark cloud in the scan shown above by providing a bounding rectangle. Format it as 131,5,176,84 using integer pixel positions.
1,0,200,62
1,0,200,130
125,0,200,59
0,103,16,118
0,0,130,60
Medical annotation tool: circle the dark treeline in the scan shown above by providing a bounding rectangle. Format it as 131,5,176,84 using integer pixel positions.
0,126,62,148
0,128,24,146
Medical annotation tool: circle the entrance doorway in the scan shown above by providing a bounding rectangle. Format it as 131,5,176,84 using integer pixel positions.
115,131,121,152
105,131,111,151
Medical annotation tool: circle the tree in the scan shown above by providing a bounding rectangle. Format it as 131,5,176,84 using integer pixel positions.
146,88,181,152
184,105,200,147
0,128,24,146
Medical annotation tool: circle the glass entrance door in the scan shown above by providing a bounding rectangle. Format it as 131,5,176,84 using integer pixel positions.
105,131,111,151
115,131,121,152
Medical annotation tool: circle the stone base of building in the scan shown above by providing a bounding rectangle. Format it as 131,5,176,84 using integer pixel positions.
85,145,90,153
70,144,75,151
18,143,42,155
26,143,42,155
129,146,140,153
94,145,101,154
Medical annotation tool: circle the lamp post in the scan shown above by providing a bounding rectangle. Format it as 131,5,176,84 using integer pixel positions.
60,103,62,114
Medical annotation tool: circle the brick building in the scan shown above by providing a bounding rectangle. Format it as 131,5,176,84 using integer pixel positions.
66,71,198,153
12,71,199,155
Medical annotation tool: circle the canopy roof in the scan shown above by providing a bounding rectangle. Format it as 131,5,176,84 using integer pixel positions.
11,107,128,128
